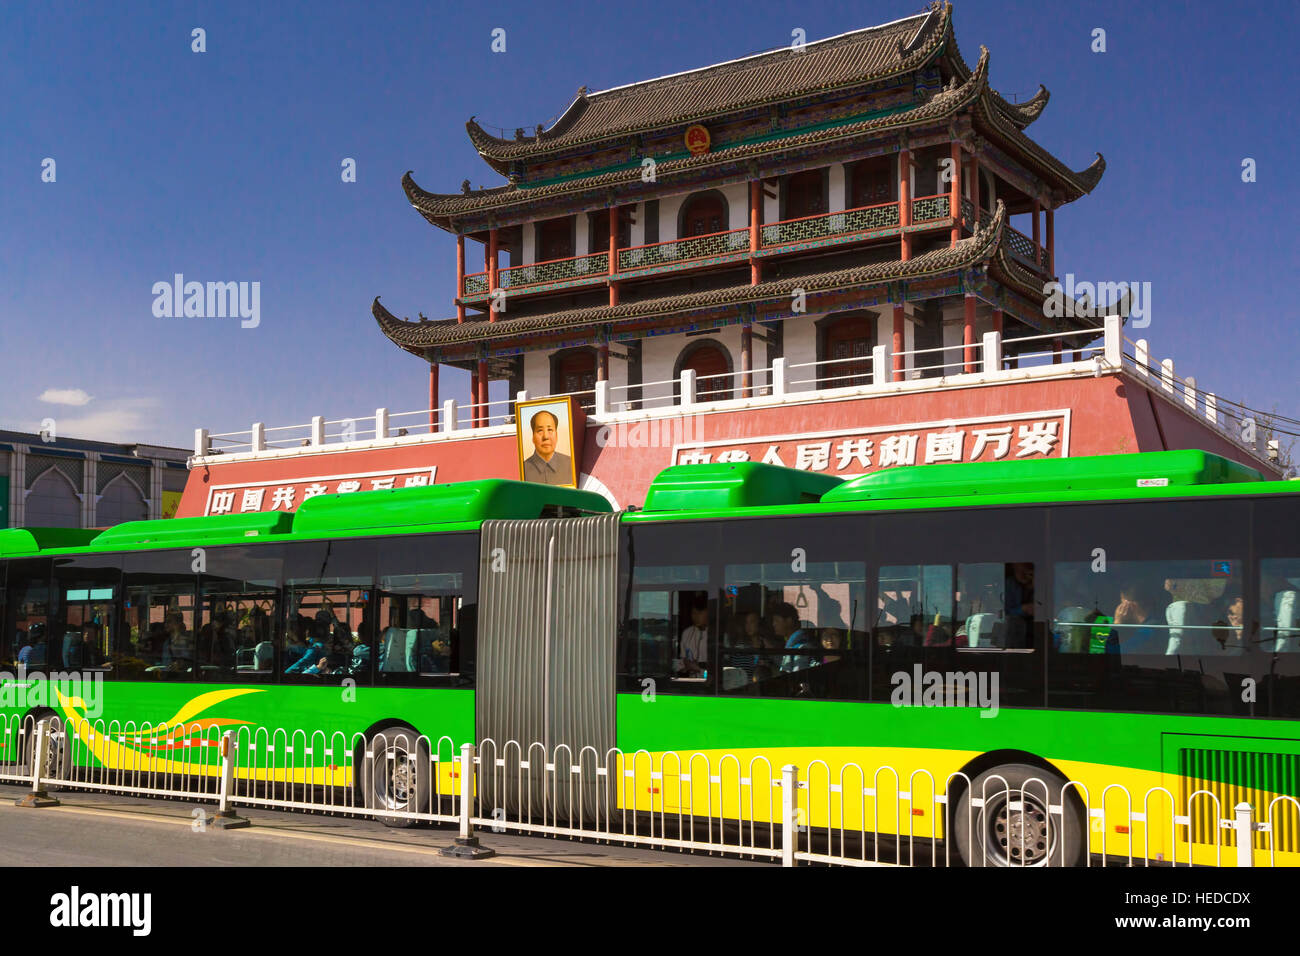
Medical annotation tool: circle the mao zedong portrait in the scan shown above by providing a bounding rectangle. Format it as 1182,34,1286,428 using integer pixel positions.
523,409,573,485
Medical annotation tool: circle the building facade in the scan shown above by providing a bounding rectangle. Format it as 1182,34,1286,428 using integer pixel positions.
0,430,189,529
175,4,1280,517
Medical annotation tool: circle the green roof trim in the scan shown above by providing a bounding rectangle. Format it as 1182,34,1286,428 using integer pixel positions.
821,450,1263,504
642,462,843,512
0,527,103,557
93,511,295,548
290,479,611,535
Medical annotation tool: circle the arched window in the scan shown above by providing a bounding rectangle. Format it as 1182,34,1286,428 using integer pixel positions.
674,340,733,403
679,192,727,238
550,347,597,409
98,474,148,527
818,313,874,388
785,169,826,219
848,156,894,208
26,467,80,527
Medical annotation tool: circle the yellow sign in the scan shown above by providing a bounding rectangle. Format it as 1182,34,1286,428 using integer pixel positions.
161,491,182,520
684,124,711,155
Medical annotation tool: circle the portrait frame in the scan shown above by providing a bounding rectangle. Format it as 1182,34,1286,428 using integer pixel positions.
516,396,581,488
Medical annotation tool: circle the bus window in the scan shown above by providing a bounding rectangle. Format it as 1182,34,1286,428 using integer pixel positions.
723,560,866,699
877,565,952,649
7,560,52,671
375,574,463,681
1053,558,1245,657
124,585,197,679
618,563,712,694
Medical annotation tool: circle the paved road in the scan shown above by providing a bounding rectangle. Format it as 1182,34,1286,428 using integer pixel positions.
0,785,764,867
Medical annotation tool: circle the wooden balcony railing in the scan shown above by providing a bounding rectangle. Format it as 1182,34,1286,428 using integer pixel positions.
760,200,900,249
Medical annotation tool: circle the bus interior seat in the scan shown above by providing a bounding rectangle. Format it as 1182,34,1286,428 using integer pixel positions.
1165,601,1216,655
965,613,997,648
380,626,414,672
721,666,747,690
1275,591,1298,652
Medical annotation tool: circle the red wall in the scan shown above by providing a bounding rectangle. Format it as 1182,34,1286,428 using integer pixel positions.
176,374,1276,516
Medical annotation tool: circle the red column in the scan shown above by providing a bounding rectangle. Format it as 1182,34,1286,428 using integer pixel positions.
1032,201,1041,268
1052,340,1062,365
898,149,912,261
455,235,465,323
741,322,753,397
949,141,961,246
1046,208,1055,275
992,308,1003,335
428,363,439,430
488,228,499,321
608,206,619,307
892,304,905,381
750,180,761,285
477,358,489,425
969,155,981,231
963,294,976,373
468,366,479,425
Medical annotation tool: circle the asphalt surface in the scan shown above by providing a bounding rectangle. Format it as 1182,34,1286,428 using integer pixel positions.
0,784,766,867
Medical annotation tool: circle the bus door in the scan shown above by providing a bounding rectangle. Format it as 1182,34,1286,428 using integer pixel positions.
475,513,619,820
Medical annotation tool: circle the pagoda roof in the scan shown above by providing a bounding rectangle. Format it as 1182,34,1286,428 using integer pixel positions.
374,201,1098,358
465,7,946,167
405,48,1104,235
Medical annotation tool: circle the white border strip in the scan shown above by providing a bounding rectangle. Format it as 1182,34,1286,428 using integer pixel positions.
671,408,1073,461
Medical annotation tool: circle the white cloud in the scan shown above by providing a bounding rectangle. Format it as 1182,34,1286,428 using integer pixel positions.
39,388,93,406
38,397,164,443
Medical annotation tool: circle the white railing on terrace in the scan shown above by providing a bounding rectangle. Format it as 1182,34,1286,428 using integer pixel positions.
194,317,1268,467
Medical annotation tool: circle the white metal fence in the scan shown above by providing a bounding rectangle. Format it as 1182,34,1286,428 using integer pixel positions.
6,716,1297,867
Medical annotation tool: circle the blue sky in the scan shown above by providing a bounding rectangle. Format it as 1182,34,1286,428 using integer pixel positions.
1,0,1296,449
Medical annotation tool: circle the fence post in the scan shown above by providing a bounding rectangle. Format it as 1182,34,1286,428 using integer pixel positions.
375,407,390,439
679,369,697,408
310,415,326,446
1233,802,1255,868
1103,314,1123,370
1134,339,1149,377
15,719,60,808
212,730,250,829
194,428,210,457
981,331,1001,375
594,379,610,418
781,764,799,867
770,358,787,398
871,345,887,385
442,399,458,433
440,742,495,859
251,422,266,452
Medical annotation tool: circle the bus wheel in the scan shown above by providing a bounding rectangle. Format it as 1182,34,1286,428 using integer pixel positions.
363,727,430,828
954,763,1082,867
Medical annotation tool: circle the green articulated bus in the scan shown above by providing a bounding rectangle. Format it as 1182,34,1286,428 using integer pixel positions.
0,449,1296,866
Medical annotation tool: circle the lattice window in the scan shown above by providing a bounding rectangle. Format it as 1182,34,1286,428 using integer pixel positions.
27,455,81,492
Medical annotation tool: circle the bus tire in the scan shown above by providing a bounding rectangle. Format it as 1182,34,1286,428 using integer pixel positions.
362,726,431,828
953,763,1083,867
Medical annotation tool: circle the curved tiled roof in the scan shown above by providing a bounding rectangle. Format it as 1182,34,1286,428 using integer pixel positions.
465,6,948,165
376,202,1025,354
941,26,1049,129
405,46,994,229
